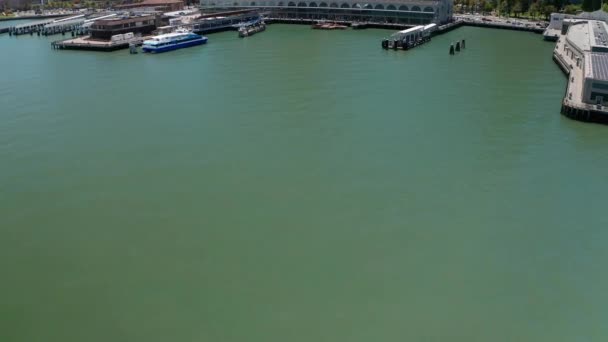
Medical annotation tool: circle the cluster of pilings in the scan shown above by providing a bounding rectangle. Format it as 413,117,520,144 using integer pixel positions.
7,23,47,36
449,39,466,55
8,24,88,37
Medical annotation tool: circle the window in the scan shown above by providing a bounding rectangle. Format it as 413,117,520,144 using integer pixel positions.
592,82,608,90
590,91,608,102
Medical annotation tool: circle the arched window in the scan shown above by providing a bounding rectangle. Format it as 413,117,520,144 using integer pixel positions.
374,4,383,9
298,1,307,5
411,5,420,11
386,4,395,10
309,1,318,6
398,5,407,10
340,2,349,7
363,3,372,8
329,2,338,7
288,1,296,5
352,3,361,8
319,1,328,6
423,6,433,12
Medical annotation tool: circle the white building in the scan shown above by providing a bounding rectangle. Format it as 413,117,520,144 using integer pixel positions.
200,0,453,25
562,20,608,105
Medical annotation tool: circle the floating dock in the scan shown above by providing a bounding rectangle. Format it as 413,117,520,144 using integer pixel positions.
382,23,435,51
51,36,147,51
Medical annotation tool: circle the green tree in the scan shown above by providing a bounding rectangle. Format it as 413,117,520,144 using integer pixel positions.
542,4,556,19
564,4,581,13
582,0,593,11
592,0,601,10
499,0,510,15
529,1,539,17
485,1,495,12
513,0,523,16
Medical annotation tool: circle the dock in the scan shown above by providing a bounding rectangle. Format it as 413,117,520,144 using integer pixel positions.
51,36,148,51
460,20,544,33
265,17,542,33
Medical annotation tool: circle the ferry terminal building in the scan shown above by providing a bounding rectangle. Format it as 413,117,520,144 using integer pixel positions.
199,0,453,25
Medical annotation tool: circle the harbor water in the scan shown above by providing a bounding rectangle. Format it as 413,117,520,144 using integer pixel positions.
2,25,608,341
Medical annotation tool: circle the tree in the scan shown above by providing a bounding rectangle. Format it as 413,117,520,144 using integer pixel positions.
513,0,523,16
582,0,593,11
529,1,539,17
564,4,580,13
521,0,530,13
484,0,495,13
542,4,556,19
499,0,509,15
592,0,601,11
551,0,565,11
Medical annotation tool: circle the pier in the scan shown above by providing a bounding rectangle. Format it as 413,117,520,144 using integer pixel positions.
5,14,93,36
459,20,544,34
51,35,148,51
553,19,608,124
265,17,539,35
381,24,435,50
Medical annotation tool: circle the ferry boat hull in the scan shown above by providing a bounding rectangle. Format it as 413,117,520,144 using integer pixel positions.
142,36,208,53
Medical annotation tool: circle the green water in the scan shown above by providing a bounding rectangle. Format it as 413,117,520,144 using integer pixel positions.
2,25,608,341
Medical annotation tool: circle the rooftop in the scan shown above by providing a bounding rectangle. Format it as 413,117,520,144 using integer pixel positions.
566,21,592,52
95,14,155,22
114,0,184,7
586,53,608,81
591,21,608,48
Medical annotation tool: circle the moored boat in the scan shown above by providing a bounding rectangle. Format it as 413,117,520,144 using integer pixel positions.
311,21,347,30
142,29,208,53
238,21,266,38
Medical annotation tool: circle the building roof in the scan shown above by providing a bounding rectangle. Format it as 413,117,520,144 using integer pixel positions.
566,22,591,52
577,9,608,22
591,20,608,48
566,20,608,53
587,53,608,81
132,0,183,4
114,0,183,8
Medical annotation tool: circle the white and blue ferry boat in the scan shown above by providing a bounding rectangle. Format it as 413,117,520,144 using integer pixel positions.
142,29,208,53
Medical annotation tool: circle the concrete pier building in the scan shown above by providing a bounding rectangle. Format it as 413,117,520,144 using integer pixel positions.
554,19,608,122
200,0,453,25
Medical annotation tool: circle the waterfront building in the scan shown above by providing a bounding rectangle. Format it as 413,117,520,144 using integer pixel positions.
90,14,159,40
554,18,608,122
561,20,608,105
114,0,186,12
199,0,453,25
544,9,608,40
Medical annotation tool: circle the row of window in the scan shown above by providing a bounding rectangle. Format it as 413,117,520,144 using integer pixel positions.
591,82,608,90
207,2,435,11
267,9,434,18
590,91,608,103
